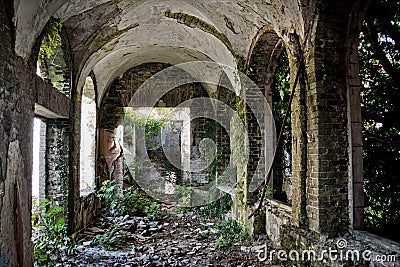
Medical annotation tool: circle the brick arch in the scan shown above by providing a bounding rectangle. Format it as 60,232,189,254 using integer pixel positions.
246,28,284,203
297,0,366,236
247,27,284,102
99,63,209,131
31,17,73,97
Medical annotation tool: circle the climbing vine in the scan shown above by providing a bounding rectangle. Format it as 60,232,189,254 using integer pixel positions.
54,129,69,217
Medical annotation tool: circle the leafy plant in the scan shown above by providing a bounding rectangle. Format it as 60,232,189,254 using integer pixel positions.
257,187,273,202
271,49,292,204
144,202,162,220
32,199,76,267
91,224,125,251
199,194,232,218
97,180,163,220
38,19,62,63
213,218,250,249
96,180,124,216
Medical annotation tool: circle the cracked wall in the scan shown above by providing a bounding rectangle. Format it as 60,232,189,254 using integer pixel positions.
0,1,34,265
1,0,393,266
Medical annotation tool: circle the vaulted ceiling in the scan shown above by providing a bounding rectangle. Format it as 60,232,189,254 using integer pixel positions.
13,0,314,103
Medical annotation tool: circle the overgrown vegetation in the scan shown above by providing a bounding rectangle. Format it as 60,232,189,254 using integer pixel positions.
124,108,183,180
38,19,62,63
271,49,292,204
32,199,76,267
91,224,126,251
97,180,162,220
359,0,400,242
213,218,250,249
178,193,232,218
37,18,70,95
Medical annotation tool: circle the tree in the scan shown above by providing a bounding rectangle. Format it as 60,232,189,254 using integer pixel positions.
359,0,400,242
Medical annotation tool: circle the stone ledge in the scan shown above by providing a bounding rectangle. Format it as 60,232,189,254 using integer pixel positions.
34,75,70,118
265,199,292,242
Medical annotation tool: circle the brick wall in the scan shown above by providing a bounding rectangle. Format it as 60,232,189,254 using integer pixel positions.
46,119,70,212
305,1,352,236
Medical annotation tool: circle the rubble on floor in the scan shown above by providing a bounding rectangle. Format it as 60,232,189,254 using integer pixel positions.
55,213,270,267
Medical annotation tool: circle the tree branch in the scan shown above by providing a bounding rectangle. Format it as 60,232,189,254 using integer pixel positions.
365,18,400,82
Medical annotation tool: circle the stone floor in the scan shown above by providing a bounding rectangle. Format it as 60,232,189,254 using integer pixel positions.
55,213,271,267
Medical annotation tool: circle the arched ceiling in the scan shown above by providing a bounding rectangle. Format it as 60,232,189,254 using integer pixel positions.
13,0,315,104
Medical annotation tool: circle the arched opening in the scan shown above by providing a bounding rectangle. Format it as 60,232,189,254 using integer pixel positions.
97,62,229,207
247,29,291,205
270,49,292,204
80,76,97,196
36,18,71,96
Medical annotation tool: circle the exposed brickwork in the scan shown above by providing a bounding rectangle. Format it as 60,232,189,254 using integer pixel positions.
45,119,70,212
100,63,216,186
304,1,352,236
34,75,70,118
290,49,309,230
246,29,285,203
1,1,395,267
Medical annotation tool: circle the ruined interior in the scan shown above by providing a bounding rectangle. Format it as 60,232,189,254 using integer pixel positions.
0,0,399,266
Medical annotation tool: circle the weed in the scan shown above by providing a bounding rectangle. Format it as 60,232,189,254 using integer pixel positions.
213,218,250,249
97,180,163,220
144,202,162,220
177,194,232,218
91,224,125,251
32,199,76,266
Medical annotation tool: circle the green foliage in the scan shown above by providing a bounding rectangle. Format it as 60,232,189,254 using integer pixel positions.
271,49,292,203
213,219,250,249
176,193,232,218
199,194,232,218
97,180,162,220
32,199,76,267
144,202,162,220
359,0,400,242
37,18,70,95
97,180,123,216
236,56,253,76
91,224,125,251
38,19,62,63
124,108,175,149
257,187,273,202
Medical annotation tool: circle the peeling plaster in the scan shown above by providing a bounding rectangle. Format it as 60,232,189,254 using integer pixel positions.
13,0,313,113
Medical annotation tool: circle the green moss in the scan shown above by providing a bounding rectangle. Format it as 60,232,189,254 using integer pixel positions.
165,9,235,56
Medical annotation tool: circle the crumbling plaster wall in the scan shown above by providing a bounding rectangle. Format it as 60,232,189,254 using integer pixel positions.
0,1,34,265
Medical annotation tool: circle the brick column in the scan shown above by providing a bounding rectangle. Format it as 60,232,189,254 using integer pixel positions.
46,119,70,212
302,1,357,236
